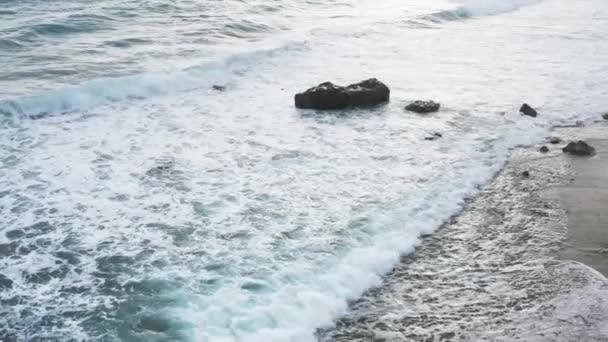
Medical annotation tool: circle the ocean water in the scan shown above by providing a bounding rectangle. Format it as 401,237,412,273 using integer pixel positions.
1,0,608,341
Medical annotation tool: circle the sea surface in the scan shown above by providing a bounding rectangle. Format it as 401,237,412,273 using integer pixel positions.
1,0,608,341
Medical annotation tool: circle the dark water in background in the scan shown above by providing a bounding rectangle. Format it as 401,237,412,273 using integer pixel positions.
1,0,608,341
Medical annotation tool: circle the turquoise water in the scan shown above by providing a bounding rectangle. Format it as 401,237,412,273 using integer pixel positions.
1,0,608,341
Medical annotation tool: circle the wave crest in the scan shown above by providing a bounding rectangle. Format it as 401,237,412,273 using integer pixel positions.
425,0,541,22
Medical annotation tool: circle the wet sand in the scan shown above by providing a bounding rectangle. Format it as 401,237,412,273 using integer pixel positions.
557,124,608,276
320,122,608,342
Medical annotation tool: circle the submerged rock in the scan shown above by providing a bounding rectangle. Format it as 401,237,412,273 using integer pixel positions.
424,132,443,141
405,100,440,114
212,85,226,92
540,146,549,153
562,140,595,156
549,137,562,144
519,103,538,117
294,78,390,110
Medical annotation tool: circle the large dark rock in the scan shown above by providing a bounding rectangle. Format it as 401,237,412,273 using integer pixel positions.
540,146,549,153
603,113,608,120
562,140,595,156
520,103,538,117
405,100,440,114
294,79,389,110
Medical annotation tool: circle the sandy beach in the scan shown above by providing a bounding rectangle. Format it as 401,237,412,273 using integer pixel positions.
321,122,608,341
557,124,608,276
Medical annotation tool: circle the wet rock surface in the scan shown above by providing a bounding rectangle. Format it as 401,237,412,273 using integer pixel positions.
294,79,390,110
540,146,549,153
424,132,443,141
405,100,440,114
519,103,538,117
549,137,562,144
562,140,595,156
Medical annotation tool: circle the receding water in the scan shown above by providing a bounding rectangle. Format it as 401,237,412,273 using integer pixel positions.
1,0,608,341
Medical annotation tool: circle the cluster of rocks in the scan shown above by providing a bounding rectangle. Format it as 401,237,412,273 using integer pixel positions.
294,79,442,115
294,80,604,152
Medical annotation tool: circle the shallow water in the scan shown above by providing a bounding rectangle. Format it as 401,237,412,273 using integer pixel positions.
1,0,608,341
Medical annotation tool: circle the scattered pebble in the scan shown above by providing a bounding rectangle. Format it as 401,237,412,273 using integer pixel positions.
522,171,530,178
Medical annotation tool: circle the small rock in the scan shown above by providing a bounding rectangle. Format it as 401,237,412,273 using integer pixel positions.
519,103,538,117
522,171,530,178
602,113,608,120
405,100,440,114
294,78,390,110
562,140,595,156
424,132,443,141
539,146,549,153
212,85,226,91
549,137,562,144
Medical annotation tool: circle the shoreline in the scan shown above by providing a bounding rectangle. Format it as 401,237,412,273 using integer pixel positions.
556,123,608,276
320,122,608,341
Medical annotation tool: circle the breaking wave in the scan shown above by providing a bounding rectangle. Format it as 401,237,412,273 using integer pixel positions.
425,0,541,22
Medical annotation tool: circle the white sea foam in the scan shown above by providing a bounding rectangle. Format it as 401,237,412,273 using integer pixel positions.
1,0,608,341
0,40,306,120
459,0,541,16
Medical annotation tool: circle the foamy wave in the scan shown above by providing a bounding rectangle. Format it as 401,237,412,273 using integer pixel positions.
0,41,305,120
426,0,541,22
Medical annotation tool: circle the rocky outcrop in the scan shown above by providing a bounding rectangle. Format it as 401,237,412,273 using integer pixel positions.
540,146,549,153
562,140,595,156
520,103,538,117
405,100,440,114
294,79,390,110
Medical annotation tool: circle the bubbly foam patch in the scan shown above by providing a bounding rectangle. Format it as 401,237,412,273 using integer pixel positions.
425,0,541,22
